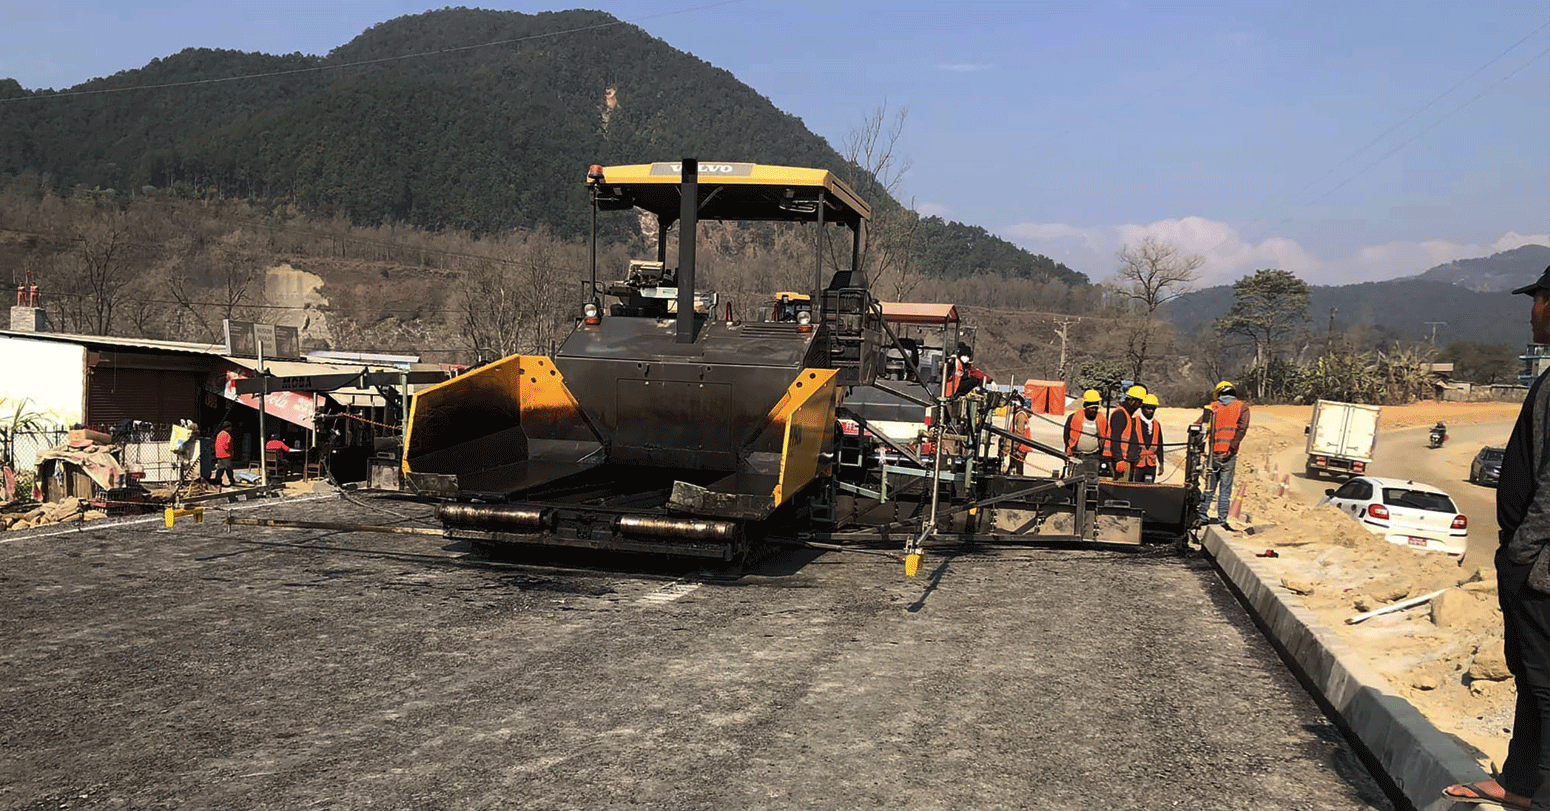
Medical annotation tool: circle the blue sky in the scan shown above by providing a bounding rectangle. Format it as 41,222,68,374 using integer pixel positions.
1,0,1546,286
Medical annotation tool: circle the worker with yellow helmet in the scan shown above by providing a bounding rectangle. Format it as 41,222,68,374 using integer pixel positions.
1118,392,1165,482
1063,388,1110,461
1192,380,1251,528
1107,384,1147,478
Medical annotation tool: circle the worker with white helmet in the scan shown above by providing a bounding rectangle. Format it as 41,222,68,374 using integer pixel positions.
1000,396,1034,475
1193,380,1251,528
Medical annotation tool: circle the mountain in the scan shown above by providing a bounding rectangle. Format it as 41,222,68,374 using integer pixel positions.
1167,276,1528,349
1405,244,1550,292
0,7,1084,287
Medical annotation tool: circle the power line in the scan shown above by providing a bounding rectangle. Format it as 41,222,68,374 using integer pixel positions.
1229,19,1550,237
1299,46,1550,211
1196,23,1550,268
0,0,746,104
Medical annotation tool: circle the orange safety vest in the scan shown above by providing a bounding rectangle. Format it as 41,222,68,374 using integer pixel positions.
1210,399,1245,454
1064,408,1111,455
1105,407,1133,460
1120,414,1164,468
1003,409,1033,461
945,358,989,397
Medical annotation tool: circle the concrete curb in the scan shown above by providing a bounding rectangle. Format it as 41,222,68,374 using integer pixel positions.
1200,527,1487,811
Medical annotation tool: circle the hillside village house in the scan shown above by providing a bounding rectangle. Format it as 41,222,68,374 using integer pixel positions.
3,299,440,485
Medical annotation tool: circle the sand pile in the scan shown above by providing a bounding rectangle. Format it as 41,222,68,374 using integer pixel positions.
1201,406,1519,768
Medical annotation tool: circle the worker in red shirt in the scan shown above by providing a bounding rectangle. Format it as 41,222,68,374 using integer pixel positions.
265,434,297,478
209,421,237,487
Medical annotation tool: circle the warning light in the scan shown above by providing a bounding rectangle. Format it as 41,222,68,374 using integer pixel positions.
587,164,605,182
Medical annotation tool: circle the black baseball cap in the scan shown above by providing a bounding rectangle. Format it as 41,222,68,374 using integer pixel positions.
1510,264,1550,295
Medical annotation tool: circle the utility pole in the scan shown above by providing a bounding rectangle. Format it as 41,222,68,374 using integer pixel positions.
1053,318,1073,380
1424,321,1447,347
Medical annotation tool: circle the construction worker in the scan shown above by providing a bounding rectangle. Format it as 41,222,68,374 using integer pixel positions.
1121,393,1165,482
1000,397,1033,475
944,343,992,398
1194,380,1251,528
1063,389,1110,463
1107,385,1146,479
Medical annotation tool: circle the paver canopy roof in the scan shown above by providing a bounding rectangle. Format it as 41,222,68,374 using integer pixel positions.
591,162,870,229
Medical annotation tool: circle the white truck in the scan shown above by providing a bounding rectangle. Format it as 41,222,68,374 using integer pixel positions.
1305,399,1381,479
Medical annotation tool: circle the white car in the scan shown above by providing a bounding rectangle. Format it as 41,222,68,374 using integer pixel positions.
1320,475,1467,557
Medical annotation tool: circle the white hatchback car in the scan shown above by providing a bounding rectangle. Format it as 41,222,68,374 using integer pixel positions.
1320,475,1467,557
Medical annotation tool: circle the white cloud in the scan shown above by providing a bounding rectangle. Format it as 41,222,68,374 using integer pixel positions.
1000,216,1549,287
914,202,951,218
1002,221,1106,253
935,63,990,72
1116,216,1319,285
1347,232,1550,283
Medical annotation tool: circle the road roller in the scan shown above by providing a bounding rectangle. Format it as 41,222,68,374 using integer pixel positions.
399,159,1206,566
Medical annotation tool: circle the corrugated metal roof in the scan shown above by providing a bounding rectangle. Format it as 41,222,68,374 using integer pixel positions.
0,329,225,355
221,357,393,407
879,302,959,325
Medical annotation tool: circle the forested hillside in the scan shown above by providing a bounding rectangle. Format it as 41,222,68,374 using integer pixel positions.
1166,245,1550,349
0,7,1082,286
1407,244,1550,292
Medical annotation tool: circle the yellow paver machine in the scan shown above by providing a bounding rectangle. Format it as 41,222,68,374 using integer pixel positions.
400,160,1207,568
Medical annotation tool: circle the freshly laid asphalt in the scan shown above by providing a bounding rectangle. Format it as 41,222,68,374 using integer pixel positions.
0,494,1393,810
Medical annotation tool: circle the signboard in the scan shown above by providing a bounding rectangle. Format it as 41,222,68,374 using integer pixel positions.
231,370,451,396
205,367,317,429
224,319,301,360
648,162,754,176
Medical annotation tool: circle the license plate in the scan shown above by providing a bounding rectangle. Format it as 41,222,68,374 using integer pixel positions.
1407,536,1428,546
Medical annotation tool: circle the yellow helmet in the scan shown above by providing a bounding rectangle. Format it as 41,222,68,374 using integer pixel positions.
1143,393,1159,407
1125,385,1147,400
1214,381,1234,394
1082,389,1101,404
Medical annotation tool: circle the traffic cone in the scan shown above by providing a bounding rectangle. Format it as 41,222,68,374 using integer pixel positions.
1228,483,1247,519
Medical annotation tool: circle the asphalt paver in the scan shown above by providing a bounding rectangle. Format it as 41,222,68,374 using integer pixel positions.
0,494,1393,810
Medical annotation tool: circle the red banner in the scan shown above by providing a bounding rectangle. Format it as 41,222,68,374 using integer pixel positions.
206,366,317,429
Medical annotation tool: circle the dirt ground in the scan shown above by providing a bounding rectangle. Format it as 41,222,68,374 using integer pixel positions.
1157,399,1524,771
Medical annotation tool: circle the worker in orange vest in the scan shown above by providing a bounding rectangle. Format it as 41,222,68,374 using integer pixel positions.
943,343,992,398
1063,389,1110,463
1119,393,1165,482
1107,385,1146,479
1194,380,1251,527
1000,397,1033,475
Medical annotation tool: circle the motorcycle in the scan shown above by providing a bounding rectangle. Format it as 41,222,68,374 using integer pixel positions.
1429,428,1447,449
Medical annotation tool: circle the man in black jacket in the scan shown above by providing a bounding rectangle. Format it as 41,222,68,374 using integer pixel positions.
1445,264,1550,809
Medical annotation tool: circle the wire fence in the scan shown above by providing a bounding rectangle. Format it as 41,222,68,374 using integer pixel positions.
1,423,192,502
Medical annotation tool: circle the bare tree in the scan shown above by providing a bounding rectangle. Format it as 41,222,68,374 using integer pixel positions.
70,210,136,335
840,102,921,301
452,230,576,363
1111,236,1203,380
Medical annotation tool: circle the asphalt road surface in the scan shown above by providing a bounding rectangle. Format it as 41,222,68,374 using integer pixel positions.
0,495,1394,810
1376,421,1513,566
1288,418,1516,566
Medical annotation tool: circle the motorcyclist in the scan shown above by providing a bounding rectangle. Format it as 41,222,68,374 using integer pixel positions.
1431,421,1447,447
